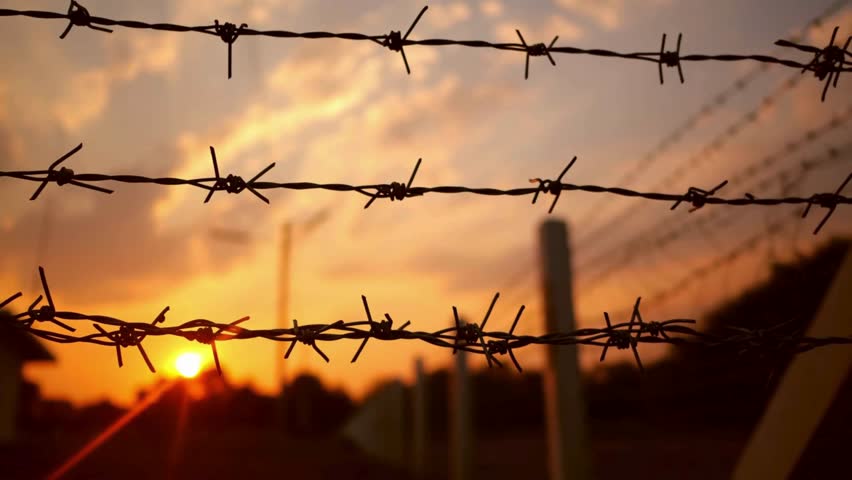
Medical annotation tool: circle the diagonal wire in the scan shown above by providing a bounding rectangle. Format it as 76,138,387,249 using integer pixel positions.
571,0,850,239
577,109,852,285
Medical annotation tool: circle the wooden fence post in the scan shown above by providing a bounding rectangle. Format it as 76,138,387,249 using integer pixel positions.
450,319,473,480
539,219,591,480
412,357,427,478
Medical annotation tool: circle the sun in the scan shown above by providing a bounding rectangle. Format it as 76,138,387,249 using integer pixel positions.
175,352,202,378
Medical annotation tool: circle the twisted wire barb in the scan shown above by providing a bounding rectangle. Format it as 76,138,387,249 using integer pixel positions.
2,146,849,234
2,271,850,375
0,1,850,96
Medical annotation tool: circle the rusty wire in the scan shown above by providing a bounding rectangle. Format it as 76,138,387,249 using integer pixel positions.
2,268,850,375
1,146,850,233
0,2,850,95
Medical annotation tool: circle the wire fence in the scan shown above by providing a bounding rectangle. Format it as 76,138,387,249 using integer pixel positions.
581,147,850,293
2,268,850,376
1,2,851,382
570,0,849,233
1,144,849,233
577,107,852,286
0,1,849,94
573,69,838,252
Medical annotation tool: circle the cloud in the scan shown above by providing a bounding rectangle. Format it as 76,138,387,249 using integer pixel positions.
425,2,472,30
0,142,251,306
290,72,522,291
152,41,389,225
480,0,504,17
54,34,179,131
555,0,622,29
806,8,852,44
494,14,584,44
554,0,670,30
0,84,23,171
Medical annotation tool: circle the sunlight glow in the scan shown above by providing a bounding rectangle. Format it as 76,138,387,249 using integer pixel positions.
175,352,202,378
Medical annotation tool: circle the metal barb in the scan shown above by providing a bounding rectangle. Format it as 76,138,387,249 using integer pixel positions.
28,267,75,332
671,180,729,212
0,292,23,311
658,33,684,84
94,324,155,373
213,20,248,79
776,26,851,102
515,30,558,79
382,6,428,74
204,146,275,204
59,0,113,39
599,299,645,373
530,156,577,213
802,172,851,234
29,144,113,201
364,158,422,209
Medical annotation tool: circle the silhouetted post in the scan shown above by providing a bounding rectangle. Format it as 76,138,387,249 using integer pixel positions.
732,249,852,480
276,222,291,428
343,381,406,466
0,350,20,443
450,320,473,480
412,357,428,478
539,220,590,480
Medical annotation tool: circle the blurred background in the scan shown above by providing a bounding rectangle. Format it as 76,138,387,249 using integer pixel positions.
0,0,851,478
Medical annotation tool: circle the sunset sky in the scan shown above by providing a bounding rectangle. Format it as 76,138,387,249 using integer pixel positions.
0,0,850,406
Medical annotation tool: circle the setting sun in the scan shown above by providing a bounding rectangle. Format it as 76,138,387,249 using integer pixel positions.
175,352,202,378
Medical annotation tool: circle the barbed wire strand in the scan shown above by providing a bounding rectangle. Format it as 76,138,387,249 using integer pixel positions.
2,145,850,234
574,68,821,253
2,269,850,375
570,0,850,237
0,2,850,92
498,139,845,310
581,146,851,293
645,211,800,308
571,210,798,324
577,108,852,282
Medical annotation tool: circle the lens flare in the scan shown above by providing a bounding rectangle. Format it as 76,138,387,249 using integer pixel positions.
175,352,202,378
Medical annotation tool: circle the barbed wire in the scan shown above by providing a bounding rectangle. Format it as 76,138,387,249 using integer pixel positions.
2,146,850,234
570,0,849,236
581,146,851,292
577,109,852,283
0,2,850,94
645,211,798,307
1,268,850,375
574,70,833,253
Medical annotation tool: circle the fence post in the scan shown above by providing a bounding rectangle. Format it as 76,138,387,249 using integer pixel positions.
450,319,473,480
732,248,852,480
412,357,427,478
539,219,590,480
276,222,291,429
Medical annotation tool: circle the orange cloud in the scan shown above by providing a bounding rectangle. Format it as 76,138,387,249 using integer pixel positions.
54,34,179,131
